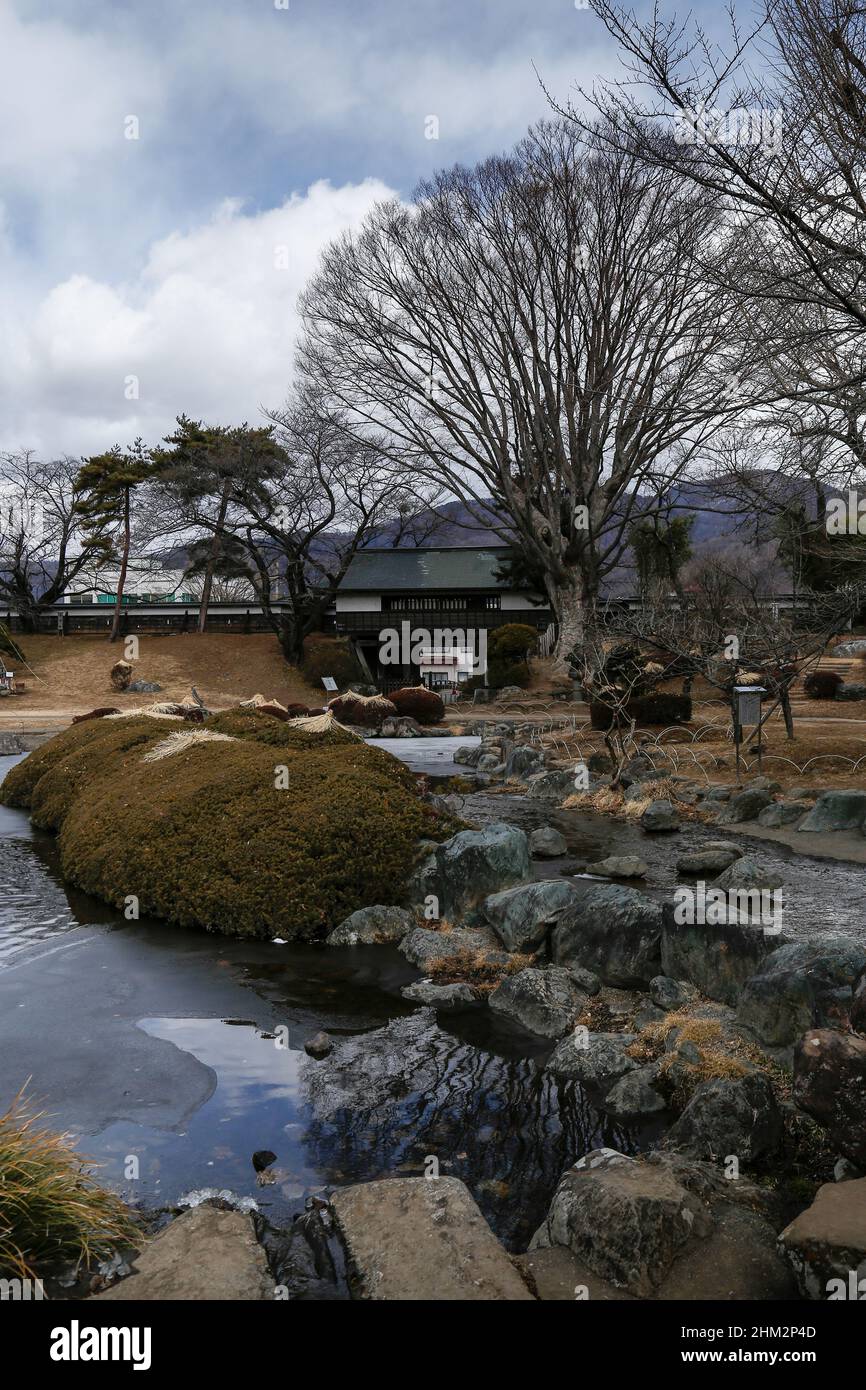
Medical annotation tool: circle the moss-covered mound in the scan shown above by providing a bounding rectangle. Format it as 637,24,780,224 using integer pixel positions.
3,707,456,940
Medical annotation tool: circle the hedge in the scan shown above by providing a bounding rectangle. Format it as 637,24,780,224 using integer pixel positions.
387,686,445,725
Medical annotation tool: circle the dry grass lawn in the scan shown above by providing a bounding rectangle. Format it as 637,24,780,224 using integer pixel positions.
0,633,323,727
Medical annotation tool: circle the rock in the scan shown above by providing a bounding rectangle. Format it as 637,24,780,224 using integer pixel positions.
833,638,866,656
793,1028,866,1167
634,1003,666,1029
525,769,581,802
401,980,480,1011
496,686,526,702
546,1030,638,1089
640,799,680,832
331,1177,533,1300
661,901,782,1006
504,744,543,779
711,856,785,894
530,1150,712,1296
586,854,648,879
834,1157,863,1182
778,1179,866,1299
514,1246,634,1301
252,1149,277,1173
650,976,697,1011
602,1065,666,1120
567,965,601,996
127,679,163,694
488,966,585,1039
400,926,505,970
852,968,866,1035
756,801,811,828
587,752,613,774
305,1031,333,1058
676,847,741,876
664,1073,783,1163
531,1149,792,1300
745,776,782,793
701,786,731,802
94,1206,274,1300
453,744,481,766
528,826,568,858
551,883,663,988
835,682,866,700
406,822,531,921
737,934,866,1046
788,786,820,802
718,788,774,824
482,879,580,953
798,789,866,833
476,752,500,771
326,904,415,946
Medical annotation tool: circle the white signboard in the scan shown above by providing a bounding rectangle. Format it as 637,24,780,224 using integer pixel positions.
321,676,338,692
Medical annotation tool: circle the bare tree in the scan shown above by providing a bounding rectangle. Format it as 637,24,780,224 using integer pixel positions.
298,120,751,672
0,451,100,629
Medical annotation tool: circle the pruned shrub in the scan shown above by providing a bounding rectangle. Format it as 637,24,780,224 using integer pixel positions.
0,1089,138,1279
803,669,844,699
328,690,397,727
486,623,538,664
284,703,312,716
388,686,445,725
258,703,291,721
300,635,363,688
109,660,133,692
628,692,692,725
72,707,120,724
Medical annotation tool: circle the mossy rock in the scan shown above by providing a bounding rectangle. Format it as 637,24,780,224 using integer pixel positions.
4,709,458,940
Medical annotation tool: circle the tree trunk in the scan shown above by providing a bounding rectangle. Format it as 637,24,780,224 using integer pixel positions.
550,573,589,674
197,478,232,633
109,490,131,643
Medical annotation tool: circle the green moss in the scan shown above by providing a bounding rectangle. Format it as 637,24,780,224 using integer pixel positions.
59,735,452,938
5,706,458,940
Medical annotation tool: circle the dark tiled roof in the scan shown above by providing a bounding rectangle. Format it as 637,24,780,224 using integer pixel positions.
340,547,513,592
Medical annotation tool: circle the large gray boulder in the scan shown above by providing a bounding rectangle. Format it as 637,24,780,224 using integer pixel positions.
737,934,866,1047
400,926,506,969
778,1179,866,1299
718,788,774,824
756,801,811,828
586,854,648,879
664,1073,783,1164
793,1028,866,1168
482,879,581,953
661,901,783,1006
676,845,741,876
798,789,866,833
406,822,531,921
711,855,784,894
94,1206,273,1301
602,1065,666,1121
488,966,585,1039
545,1031,639,1090
330,1177,533,1300
531,1149,793,1300
504,744,543,779
530,1150,712,1296
640,799,680,832
528,826,568,858
326,905,415,946
401,980,480,1012
525,769,580,802
551,883,663,988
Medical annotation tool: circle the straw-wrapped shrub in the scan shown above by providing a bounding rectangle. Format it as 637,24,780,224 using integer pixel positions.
3,706,457,939
388,686,445,725
328,690,397,728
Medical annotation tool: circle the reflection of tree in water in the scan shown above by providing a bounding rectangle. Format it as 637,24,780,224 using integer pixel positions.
300,1010,636,1250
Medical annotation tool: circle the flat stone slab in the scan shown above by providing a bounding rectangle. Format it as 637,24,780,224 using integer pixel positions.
94,1206,274,1301
330,1177,533,1300
779,1179,866,1298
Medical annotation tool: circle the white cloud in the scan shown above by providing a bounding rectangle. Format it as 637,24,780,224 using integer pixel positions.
0,179,395,457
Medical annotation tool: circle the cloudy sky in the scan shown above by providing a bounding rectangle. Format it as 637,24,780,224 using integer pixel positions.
0,0,713,458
